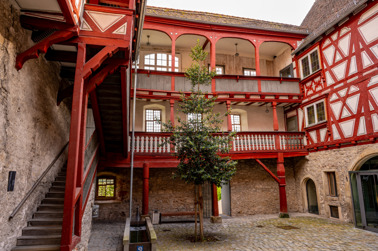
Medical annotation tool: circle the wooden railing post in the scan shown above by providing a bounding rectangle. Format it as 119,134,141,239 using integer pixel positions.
272,102,281,150
142,162,150,215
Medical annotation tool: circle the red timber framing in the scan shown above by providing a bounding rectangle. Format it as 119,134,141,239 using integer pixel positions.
294,0,378,152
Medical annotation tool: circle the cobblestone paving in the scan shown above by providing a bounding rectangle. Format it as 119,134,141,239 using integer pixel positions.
88,214,378,251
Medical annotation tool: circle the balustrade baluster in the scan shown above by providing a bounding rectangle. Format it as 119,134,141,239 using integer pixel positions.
136,136,140,152
141,136,145,152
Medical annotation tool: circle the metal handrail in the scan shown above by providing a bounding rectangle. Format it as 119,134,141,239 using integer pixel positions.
9,142,69,220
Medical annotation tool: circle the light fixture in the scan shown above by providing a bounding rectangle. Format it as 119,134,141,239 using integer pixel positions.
147,35,151,46
265,104,269,113
234,43,239,57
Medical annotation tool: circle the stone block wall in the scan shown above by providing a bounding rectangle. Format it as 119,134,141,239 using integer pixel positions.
294,144,378,222
0,1,71,250
230,159,299,216
95,168,195,221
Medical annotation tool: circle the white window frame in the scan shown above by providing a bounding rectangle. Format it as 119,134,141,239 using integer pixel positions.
304,99,327,127
143,52,180,72
231,114,241,132
145,109,162,132
187,113,202,128
299,47,321,79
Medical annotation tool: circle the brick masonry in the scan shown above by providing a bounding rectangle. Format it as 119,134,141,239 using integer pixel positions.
0,1,71,250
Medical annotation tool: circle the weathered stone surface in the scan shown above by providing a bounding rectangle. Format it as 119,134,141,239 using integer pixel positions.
294,144,378,222
0,1,71,250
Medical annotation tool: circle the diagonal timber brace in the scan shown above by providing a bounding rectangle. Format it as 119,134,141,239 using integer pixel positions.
256,159,280,183
16,29,77,70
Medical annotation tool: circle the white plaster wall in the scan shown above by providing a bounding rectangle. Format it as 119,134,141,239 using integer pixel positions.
273,47,293,76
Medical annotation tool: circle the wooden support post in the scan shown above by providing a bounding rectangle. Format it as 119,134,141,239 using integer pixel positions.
212,184,219,217
170,99,175,126
255,43,261,92
61,43,86,251
171,38,176,91
210,41,216,93
142,162,150,216
226,101,232,132
277,153,289,217
121,66,129,157
272,102,280,149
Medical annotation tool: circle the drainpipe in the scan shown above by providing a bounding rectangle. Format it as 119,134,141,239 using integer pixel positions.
129,0,147,220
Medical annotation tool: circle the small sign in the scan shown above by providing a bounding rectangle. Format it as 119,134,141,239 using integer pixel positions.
137,246,143,251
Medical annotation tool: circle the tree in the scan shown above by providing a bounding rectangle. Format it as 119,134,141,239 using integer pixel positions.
163,40,237,241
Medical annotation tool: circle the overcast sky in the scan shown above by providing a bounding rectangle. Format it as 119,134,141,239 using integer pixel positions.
147,0,315,26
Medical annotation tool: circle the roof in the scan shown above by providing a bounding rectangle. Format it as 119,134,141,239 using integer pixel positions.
294,0,368,54
146,6,309,35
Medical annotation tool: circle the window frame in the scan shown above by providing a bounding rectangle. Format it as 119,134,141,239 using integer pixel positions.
145,109,162,132
143,52,179,72
187,113,202,128
96,176,116,200
304,99,327,127
243,68,256,76
279,64,294,78
231,114,241,132
208,64,225,75
299,48,321,79
326,172,338,197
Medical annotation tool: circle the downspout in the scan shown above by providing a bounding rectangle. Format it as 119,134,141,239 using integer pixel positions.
129,0,147,219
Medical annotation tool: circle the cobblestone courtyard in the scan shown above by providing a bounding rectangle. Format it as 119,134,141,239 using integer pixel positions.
88,214,378,250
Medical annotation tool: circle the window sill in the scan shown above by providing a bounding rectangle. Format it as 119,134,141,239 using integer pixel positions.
305,121,327,130
95,200,121,204
300,69,322,83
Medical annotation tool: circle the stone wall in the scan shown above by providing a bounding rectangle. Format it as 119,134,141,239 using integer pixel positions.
294,144,378,222
230,159,299,216
95,168,195,221
0,1,71,250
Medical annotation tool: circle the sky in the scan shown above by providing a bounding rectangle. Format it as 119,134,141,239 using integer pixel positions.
147,0,316,26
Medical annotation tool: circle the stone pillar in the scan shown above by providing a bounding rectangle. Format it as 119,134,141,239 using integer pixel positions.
277,153,289,217
142,162,150,216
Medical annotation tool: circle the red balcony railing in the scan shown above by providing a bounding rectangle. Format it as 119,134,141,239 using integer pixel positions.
129,131,305,154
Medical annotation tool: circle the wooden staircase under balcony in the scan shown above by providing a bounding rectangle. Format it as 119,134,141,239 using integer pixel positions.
11,167,67,251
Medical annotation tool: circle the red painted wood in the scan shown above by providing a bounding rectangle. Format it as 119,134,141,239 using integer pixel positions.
277,153,288,214
212,183,219,217
121,66,129,157
57,0,78,25
20,15,73,30
256,159,280,183
61,43,86,250
210,41,216,93
142,162,150,215
16,29,76,70
82,46,119,79
226,101,232,132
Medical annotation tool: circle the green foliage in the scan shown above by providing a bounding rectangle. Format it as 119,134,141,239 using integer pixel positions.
217,186,222,201
163,40,237,187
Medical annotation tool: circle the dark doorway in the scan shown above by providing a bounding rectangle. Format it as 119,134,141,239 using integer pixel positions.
306,179,319,214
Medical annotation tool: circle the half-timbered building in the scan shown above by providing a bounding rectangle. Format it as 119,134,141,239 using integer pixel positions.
0,0,377,250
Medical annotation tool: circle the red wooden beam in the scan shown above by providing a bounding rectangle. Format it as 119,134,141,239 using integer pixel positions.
142,162,150,215
16,29,76,70
20,15,73,30
57,0,78,25
89,91,107,155
121,66,130,157
255,159,280,183
82,46,119,79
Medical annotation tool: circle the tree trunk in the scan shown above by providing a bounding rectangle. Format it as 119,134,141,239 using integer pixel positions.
198,184,204,241
194,185,198,242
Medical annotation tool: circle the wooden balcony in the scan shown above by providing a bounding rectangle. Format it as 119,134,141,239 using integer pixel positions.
129,131,306,156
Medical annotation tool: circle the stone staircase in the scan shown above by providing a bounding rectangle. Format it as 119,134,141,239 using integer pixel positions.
11,167,67,251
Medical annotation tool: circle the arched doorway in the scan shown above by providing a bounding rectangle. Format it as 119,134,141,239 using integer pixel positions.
350,155,378,232
306,179,319,214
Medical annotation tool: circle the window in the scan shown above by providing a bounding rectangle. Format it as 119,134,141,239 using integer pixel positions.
305,100,326,127
144,53,179,72
326,172,338,197
300,49,320,78
243,68,256,76
330,205,339,218
286,116,298,132
209,65,225,75
97,177,115,199
188,113,201,127
231,114,241,132
279,64,293,78
145,109,161,132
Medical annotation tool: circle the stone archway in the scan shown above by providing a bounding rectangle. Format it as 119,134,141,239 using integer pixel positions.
306,179,319,214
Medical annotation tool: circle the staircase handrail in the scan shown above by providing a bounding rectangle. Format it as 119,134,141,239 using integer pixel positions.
9,142,69,220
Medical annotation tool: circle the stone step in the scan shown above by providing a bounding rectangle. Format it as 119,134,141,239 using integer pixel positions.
33,211,63,219
41,198,64,205
11,244,60,251
57,172,66,176
51,181,65,187
54,176,66,182
49,186,65,192
45,192,65,198
28,218,63,226
16,235,61,246
22,226,62,236
37,204,63,211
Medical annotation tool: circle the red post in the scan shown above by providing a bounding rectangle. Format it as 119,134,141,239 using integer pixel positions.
254,42,261,92
61,43,86,251
277,153,288,216
171,37,176,91
226,101,232,132
212,184,219,217
210,40,216,93
272,102,280,150
142,162,150,215
170,99,175,126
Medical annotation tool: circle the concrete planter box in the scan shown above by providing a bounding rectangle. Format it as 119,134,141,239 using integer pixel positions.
123,217,157,251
